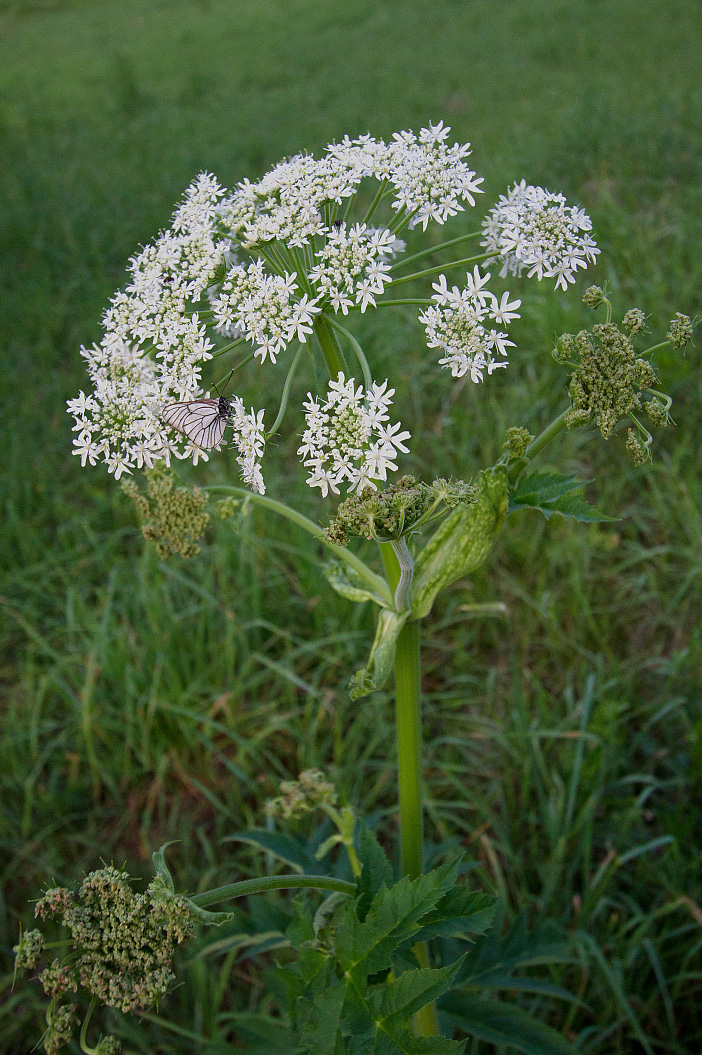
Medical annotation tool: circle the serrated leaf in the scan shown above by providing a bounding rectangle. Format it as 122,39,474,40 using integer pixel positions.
325,561,390,608
349,608,409,700
298,980,347,1055
509,471,585,504
508,471,619,523
441,994,574,1055
223,829,327,875
371,960,465,1024
356,826,395,916
408,888,496,944
412,467,508,619
335,859,461,980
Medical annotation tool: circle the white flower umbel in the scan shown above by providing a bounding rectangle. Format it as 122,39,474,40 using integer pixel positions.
481,180,600,291
211,261,320,363
299,374,411,497
229,397,267,494
419,267,521,382
387,122,484,230
308,223,395,314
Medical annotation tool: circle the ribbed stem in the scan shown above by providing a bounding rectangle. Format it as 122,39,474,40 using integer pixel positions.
314,313,347,377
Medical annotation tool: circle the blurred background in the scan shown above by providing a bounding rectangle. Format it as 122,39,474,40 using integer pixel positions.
1,0,701,1051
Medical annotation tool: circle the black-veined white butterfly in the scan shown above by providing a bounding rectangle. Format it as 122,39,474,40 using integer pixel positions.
161,396,233,450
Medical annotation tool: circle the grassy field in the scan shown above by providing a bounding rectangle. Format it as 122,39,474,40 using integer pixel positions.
1,0,702,1051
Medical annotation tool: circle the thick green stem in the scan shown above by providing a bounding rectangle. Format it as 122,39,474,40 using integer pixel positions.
191,874,355,908
394,619,424,880
381,542,439,1036
314,313,347,377
390,538,414,613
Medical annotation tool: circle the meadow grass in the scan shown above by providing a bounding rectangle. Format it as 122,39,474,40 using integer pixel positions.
1,0,701,1050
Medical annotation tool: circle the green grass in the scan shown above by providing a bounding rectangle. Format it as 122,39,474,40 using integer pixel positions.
1,0,702,1051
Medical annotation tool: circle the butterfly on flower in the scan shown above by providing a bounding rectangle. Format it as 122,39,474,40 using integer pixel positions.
161,396,233,450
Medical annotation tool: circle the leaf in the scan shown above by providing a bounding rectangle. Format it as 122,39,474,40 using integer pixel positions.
223,828,327,875
371,960,465,1025
441,994,574,1055
459,914,571,985
412,467,509,619
508,471,619,523
151,841,178,894
298,980,347,1055
151,842,235,925
325,561,390,609
335,859,461,980
349,608,409,700
356,825,395,917
408,888,496,944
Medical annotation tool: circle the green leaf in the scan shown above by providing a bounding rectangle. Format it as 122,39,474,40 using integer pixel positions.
356,826,395,916
152,841,178,894
412,467,509,619
408,888,496,944
441,994,574,1055
325,561,390,608
298,980,347,1055
371,960,465,1024
223,829,327,875
349,608,409,700
335,859,461,980
508,471,619,523
152,842,235,925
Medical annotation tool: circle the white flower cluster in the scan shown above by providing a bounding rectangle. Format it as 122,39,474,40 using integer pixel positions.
298,374,411,497
211,261,320,363
386,122,484,229
481,180,600,291
419,267,521,382
67,174,234,478
308,223,395,313
219,121,482,249
228,397,267,494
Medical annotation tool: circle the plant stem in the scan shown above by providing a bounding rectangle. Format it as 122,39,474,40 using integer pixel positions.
390,538,414,613
394,619,423,880
389,252,493,287
314,313,347,376
381,542,439,1036
191,874,356,908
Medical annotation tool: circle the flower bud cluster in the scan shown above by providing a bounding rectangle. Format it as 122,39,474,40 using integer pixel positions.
324,475,477,546
299,373,411,497
420,267,521,381
557,311,673,462
667,312,693,349
265,770,338,821
122,467,210,558
482,180,600,290
22,867,195,1016
503,426,534,460
43,1003,79,1055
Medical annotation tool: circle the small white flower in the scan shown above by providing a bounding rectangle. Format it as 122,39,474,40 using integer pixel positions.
421,268,520,381
481,181,600,290
299,373,410,495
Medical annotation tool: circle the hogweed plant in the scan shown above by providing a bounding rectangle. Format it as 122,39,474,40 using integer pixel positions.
17,123,693,1053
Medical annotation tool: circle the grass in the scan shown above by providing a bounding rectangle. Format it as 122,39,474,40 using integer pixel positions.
1,0,702,1051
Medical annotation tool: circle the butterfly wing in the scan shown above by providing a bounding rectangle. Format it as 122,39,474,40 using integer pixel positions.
162,400,229,450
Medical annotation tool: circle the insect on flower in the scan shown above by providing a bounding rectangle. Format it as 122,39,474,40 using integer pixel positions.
161,397,233,450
